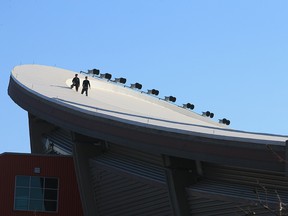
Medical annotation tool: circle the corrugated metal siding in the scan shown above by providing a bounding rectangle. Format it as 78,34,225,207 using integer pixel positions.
43,128,73,155
186,196,271,216
109,144,164,166
203,163,288,189
90,152,173,216
188,179,288,204
186,163,288,216
92,153,166,183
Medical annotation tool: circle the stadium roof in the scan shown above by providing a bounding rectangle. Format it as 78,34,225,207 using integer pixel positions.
10,64,288,146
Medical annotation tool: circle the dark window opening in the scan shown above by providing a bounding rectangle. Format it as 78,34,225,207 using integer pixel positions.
14,176,59,212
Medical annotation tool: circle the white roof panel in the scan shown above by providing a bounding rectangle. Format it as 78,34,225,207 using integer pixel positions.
11,64,288,145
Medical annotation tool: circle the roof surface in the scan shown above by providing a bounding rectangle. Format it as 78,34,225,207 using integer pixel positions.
11,64,288,145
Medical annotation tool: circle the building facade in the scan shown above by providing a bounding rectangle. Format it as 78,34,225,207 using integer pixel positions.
8,64,288,216
0,153,83,215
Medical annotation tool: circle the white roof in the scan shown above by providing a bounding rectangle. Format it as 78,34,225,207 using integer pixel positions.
11,64,288,145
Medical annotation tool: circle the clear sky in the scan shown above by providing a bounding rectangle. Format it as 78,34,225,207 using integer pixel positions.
1,0,288,154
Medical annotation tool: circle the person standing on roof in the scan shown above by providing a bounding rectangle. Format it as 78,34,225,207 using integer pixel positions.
81,76,91,96
71,74,80,92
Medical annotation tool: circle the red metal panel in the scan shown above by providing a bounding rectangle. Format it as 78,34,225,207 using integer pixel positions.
0,153,83,216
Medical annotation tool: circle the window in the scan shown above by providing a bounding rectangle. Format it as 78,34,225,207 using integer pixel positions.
14,176,59,212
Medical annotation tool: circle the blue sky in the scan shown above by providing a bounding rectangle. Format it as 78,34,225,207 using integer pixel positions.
1,0,288,153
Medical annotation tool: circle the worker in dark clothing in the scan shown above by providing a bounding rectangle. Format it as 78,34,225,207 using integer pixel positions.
81,76,91,96
71,74,80,92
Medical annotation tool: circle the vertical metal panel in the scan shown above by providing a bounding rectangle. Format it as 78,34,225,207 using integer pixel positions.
90,152,173,216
